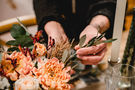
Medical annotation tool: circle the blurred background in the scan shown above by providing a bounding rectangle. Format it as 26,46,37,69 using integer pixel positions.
0,0,34,21
0,0,134,30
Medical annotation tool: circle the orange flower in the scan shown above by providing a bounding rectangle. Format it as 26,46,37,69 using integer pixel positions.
33,57,71,90
32,43,47,57
1,51,34,81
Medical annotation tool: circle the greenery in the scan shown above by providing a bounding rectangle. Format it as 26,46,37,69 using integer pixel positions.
6,19,33,52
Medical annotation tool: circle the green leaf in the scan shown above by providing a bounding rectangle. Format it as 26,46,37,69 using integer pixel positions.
15,35,33,47
10,24,26,39
62,49,69,63
6,35,33,47
6,40,19,46
97,33,105,41
79,35,86,48
7,47,19,52
94,38,117,45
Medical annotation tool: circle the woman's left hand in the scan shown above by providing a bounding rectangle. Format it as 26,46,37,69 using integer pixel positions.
75,25,107,65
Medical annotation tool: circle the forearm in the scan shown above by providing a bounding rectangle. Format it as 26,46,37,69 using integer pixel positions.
89,15,110,33
33,0,62,31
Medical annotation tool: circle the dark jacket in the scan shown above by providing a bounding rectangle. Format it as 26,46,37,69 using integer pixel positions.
33,0,116,41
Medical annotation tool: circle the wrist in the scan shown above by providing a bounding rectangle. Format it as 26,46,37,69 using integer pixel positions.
89,15,110,33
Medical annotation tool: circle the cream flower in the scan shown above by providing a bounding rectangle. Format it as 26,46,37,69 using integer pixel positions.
15,76,39,90
0,76,10,89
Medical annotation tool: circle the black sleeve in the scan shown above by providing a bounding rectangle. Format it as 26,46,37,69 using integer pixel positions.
86,0,116,38
33,0,64,41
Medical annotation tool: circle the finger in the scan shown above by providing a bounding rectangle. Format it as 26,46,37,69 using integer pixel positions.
76,43,106,56
74,45,80,50
81,59,101,65
48,37,52,45
78,48,107,65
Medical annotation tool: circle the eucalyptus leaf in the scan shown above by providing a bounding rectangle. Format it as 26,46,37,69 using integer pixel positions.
71,64,78,69
68,53,76,61
88,33,105,46
87,36,97,47
69,49,76,55
62,49,69,63
6,40,19,46
79,35,86,48
96,33,105,41
73,60,85,70
65,49,76,63
10,24,26,39
94,39,117,45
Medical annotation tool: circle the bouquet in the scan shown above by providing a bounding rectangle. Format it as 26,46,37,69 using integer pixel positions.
0,19,116,90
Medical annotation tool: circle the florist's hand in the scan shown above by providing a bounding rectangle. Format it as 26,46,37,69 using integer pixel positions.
75,25,107,65
44,21,68,44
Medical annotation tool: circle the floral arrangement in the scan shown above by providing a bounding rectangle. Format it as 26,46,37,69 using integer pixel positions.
0,19,116,90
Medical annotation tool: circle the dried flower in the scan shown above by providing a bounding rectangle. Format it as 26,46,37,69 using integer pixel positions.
49,40,71,60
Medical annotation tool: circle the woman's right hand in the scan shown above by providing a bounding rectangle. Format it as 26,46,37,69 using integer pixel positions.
44,21,68,44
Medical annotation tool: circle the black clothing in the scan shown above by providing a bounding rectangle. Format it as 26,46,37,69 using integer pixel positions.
33,0,116,42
